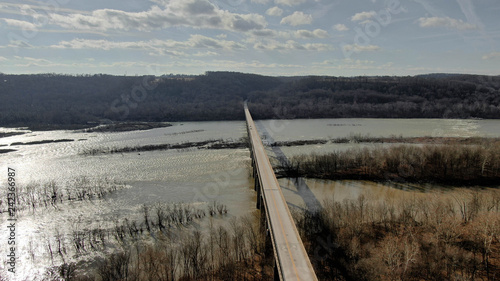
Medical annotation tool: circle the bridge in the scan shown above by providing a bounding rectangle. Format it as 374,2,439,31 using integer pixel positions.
244,103,318,281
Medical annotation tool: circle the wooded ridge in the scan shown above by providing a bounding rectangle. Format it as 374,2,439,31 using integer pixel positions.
1,72,499,130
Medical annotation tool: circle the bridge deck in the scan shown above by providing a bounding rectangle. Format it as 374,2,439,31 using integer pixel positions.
245,104,318,281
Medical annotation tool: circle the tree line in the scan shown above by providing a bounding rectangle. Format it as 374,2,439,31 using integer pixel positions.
0,72,499,130
277,141,500,185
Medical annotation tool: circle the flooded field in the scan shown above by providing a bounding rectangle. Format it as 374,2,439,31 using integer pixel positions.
1,118,500,279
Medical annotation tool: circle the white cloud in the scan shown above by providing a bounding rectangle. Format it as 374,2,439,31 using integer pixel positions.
13,56,52,64
46,0,267,32
253,39,334,51
342,44,381,53
251,0,270,3
0,56,8,62
251,29,292,38
22,57,51,63
5,40,33,49
302,43,334,51
2,19,38,30
275,0,308,6
418,17,478,30
189,59,303,70
280,11,312,26
351,11,376,22
482,52,500,60
313,59,338,66
294,29,329,39
266,6,283,17
50,35,245,56
189,34,245,49
313,59,397,72
252,29,277,37
51,39,169,51
0,2,92,16
192,51,218,57
333,24,349,31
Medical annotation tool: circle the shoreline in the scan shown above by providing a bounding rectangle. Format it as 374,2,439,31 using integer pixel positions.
276,141,500,187
272,135,500,147
0,121,173,132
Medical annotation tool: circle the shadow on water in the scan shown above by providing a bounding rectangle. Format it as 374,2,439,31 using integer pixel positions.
256,120,322,213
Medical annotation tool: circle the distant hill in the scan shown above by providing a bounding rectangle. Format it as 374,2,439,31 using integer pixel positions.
0,72,499,130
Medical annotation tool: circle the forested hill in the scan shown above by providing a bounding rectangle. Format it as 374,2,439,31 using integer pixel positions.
0,72,499,130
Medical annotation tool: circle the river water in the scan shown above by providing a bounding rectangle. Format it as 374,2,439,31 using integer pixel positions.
1,118,499,280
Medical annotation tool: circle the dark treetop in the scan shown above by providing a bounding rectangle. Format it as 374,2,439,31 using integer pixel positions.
1,72,499,130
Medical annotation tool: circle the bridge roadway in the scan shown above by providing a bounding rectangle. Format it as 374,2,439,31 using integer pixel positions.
244,104,318,281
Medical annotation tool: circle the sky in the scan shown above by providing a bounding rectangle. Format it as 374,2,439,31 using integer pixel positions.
0,0,499,76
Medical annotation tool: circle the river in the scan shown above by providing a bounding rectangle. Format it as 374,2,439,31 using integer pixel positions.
1,118,499,280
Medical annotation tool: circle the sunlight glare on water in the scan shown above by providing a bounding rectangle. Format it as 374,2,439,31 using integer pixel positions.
1,118,500,280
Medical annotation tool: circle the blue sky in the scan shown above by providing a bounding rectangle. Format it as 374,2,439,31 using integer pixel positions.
0,0,499,76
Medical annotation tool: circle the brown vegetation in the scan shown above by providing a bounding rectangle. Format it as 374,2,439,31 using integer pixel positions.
295,189,500,280
0,131,26,138
0,177,127,214
80,138,248,156
270,135,500,147
54,212,272,281
10,139,74,146
278,142,500,185
25,200,272,281
81,122,172,133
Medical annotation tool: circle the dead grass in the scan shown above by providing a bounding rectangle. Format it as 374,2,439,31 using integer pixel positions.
295,189,500,281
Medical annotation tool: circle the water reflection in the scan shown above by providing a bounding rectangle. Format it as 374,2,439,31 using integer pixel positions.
280,178,468,210
1,118,500,280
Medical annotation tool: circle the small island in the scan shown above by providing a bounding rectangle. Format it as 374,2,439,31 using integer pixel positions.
80,122,172,133
0,132,27,138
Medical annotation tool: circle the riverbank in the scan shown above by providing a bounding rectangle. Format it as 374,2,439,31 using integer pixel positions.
272,135,500,147
0,121,173,132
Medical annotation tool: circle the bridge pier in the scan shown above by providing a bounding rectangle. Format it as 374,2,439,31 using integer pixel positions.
256,184,262,209
254,172,259,191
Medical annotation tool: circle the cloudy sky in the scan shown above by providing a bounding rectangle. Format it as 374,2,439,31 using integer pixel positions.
0,0,499,76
